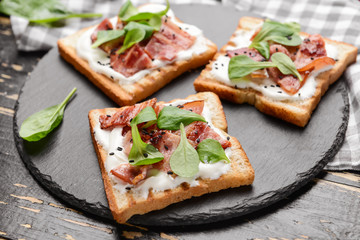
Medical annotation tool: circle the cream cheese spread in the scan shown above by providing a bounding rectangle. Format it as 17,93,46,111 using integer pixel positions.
76,4,210,86
210,26,338,101
93,100,232,199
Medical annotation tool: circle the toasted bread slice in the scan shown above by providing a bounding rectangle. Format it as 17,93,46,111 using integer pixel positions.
88,92,254,223
58,5,217,107
194,16,357,127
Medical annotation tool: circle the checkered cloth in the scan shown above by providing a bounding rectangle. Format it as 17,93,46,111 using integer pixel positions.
10,0,360,171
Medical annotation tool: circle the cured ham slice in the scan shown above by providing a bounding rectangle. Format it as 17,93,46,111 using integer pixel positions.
226,47,265,62
110,43,154,78
91,18,114,43
111,163,149,185
99,98,157,129
294,34,327,68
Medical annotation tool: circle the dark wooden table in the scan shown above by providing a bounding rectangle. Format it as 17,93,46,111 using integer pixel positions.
1,16,359,240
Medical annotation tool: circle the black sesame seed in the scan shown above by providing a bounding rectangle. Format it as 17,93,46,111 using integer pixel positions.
264,85,267,88
221,63,224,67
164,145,169,150
161,131,166,135
215,63,218,65
179,26,182,30
276,48,278,52
271,85,275,87
169,104,172,106
335,59,339,62
165,19,167,23
157,69,161,72
110,76,114,79
152,58,155,61
279,75,284,79
178,105,184,108
106,115,111,117
189,109,193,112
276,84,280,87
196,138,200,143
235,85,238,89
298,93,301,96
125,187,131,190
215,67,218,70
109,152,114,156
287,36,292,40
143,153,148,158
225,54,229,57
278,91,282,94
117,147,123,151
129,118,133,123
234,53,238,56
129,160,134,163
244,51,247,54
167,171,173,175
227,136,230,140
311,57,314,60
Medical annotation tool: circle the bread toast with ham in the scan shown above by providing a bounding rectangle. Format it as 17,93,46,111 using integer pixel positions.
58,3,217,106
88,92,254,223
194,17,357,127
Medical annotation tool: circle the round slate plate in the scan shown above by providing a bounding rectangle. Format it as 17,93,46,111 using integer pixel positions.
14,4,349,226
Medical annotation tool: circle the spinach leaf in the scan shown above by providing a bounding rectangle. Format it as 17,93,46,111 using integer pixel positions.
157,106,206,130
117,28,146,54
228,55,276,80
91,29,125,48
271,52,303,81
128,107,164,166
19,88,76,142
264,34,302,47
124,21,155,39
118,0,138,20
170,123,200,177
197,139,230,164
250,41,270,59
121,0,170,22
0,0,101,26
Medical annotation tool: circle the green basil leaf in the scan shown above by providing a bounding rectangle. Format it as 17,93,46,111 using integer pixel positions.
131,106,157,128
118,0,138,20
19,88,76,141
271,52,302,81
128,124,164,166
228,55,276,80
264,33,302,46
197,139,230,164
128,107,163,166
157,106,206,130
0,0,101,26
117,27,146,54
170,123,200,177
251,41,270,59
122,0,169,22
91,29,125,48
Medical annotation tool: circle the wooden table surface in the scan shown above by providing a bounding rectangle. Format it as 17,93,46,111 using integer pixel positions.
0,16,359,240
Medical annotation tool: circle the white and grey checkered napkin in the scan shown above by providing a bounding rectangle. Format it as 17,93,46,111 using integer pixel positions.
10,0,360,170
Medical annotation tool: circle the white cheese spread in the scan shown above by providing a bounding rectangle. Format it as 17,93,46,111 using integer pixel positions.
93,100,232,199
210,26,338,101
76,4,210,86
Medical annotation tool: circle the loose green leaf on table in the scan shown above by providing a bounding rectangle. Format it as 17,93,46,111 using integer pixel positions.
19,88,77,142
157,106,206,130
128,107,164,166
0,0,102,26
197,139,230,164
170,123,200,178
271,52,303,81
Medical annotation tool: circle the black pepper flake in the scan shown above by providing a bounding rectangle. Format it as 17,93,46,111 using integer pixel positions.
143,153,148,158
167,171,173,175
271,85,275,87
278,91,282,94
227,136,230,140
109,152,114,156
129,160,134,163
117,147,123,151
164,145,169,150
196,138,200,143
125,187,131,190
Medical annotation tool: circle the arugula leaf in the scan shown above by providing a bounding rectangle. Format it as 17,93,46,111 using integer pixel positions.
91,29,125,48
228,55,276,80
170,123,200,177
0,0,101,26
128,107,164,166
271,52,303,81
157,106,206,130
19,88,76,142
121,0,170,22
197,139,230,164
228,53,302,81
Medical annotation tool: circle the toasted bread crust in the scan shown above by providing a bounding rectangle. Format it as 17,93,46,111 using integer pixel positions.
194,17,357,127
58,17,217,107
88,92,254,223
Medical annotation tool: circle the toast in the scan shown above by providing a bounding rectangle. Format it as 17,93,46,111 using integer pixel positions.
88,92,254,223
194,17,357,127
58,3,217,106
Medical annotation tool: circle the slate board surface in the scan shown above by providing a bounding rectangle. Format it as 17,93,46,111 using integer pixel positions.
14,4,349,227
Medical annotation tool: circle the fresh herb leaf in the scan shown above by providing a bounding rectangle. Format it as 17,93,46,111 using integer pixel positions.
19,88,76,142
91,29,125,48
228,55,276,79
264,34,302,46
0,0,101,26
170,123,200,177
117,27,146,54
197,139,230,164
147,15,162,31
271,52,303,81
157,106,206,130
121,0,170,22
250,41,270,59
128,107,164,166
118,0,138,20
124,21,155,39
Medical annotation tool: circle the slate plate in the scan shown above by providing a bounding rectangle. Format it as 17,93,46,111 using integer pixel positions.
14,4,349,226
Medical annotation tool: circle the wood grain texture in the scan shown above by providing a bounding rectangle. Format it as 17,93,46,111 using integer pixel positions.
0,6,359,240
